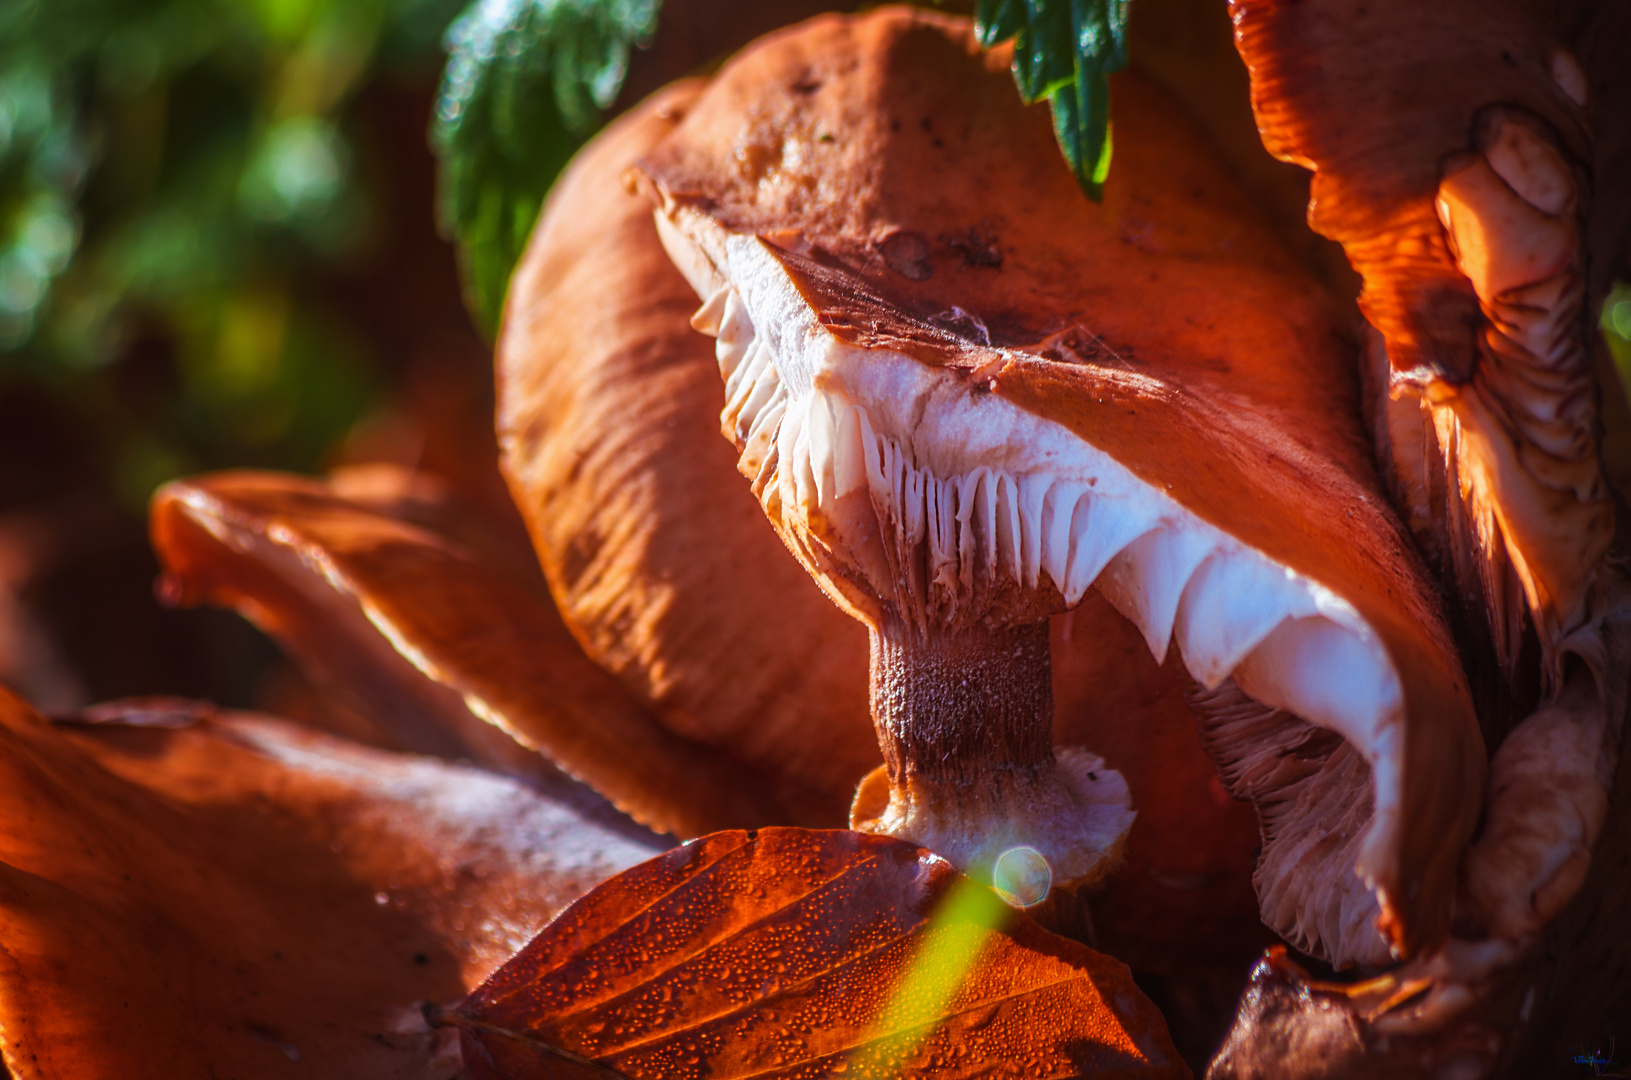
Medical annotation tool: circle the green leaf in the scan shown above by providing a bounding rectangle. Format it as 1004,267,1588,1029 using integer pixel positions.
974,0,1127,201
974,0,1026,48
431,0,658,336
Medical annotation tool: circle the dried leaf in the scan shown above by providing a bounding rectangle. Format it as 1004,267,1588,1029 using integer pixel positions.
0,688,665,1078
448,828,1189,1079
151,467,792,837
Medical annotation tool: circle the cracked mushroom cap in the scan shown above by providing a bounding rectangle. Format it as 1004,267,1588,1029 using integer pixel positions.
633,6,1486,968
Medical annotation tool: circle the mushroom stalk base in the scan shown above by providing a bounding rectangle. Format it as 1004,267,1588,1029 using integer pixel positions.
851,615,1136,892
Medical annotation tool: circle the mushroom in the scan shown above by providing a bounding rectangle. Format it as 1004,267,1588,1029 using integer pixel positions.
1221,0,1631,1065
150,465,786,837
629,6,1488,967
1231,0,1616,693
496,79,879,829
496,63,1266,975
651,225,1150,893
0,689,665,1075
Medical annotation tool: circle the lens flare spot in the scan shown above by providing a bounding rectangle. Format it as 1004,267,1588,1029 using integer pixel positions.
992,846,1051,907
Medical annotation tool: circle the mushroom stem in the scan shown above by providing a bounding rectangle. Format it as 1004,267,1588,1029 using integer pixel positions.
871,614,1054,788
853,613,1134,893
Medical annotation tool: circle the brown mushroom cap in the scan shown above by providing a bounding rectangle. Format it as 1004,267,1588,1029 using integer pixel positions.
635,7,1485,966
1224,0,1631,1047
496,81,878,827
150,466,786,837
1231,0,1615,693
0,690,663,1076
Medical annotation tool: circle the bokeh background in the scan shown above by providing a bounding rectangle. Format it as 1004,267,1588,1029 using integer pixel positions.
0,0,510,713
2,0,1629,718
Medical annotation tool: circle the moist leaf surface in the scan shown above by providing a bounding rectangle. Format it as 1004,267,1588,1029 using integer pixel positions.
451,827,1188,1079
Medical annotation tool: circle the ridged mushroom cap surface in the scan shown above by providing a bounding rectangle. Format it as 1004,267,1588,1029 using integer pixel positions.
151,467,787,838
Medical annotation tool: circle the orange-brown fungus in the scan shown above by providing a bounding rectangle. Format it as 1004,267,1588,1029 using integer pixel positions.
150,467,786,837
634,6,1485,965
0,689,661,1078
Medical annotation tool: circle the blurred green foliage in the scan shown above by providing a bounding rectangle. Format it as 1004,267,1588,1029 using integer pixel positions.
0,0,464,507
431,0,657,336
1604,282,1631,387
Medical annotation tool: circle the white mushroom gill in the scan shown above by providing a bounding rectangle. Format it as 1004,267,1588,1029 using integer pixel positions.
659,210,1412,961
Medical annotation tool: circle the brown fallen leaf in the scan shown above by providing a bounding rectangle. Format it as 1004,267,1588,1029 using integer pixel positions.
0,687,666,1079
150,467,792,837
446,827,1189,1080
